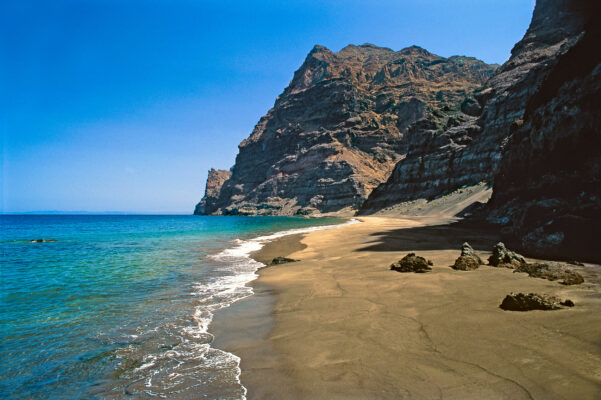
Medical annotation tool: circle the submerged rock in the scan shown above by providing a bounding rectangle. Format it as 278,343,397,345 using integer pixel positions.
488,242,526,268
514,263,584,285
390,253,432,273
269,256,300,265
499,293,564,311
29,239,57,243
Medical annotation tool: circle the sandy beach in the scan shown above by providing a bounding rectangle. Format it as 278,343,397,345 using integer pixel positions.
211,216,601,399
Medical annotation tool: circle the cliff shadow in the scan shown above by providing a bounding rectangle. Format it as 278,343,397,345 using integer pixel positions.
354,220,501,253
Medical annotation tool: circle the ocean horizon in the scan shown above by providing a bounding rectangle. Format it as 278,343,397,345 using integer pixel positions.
0,214,350,399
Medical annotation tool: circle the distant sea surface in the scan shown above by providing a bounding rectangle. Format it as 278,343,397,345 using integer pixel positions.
0,215,348,399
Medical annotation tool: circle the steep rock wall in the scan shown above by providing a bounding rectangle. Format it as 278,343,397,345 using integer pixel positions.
196,44,495,215
360,0,589,213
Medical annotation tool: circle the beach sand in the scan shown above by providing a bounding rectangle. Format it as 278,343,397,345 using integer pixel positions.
211,216,601,399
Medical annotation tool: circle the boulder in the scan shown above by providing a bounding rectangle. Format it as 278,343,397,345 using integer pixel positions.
460,242,483,263
499,293,564,311
488,242,526,268
269,256,300,265
451,256,480,271
514,263,584,285
390,253,432,273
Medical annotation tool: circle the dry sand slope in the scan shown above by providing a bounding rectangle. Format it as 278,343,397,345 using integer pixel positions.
211,209,601,400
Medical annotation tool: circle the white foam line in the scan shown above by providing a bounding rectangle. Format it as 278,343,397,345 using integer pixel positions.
202,218,361,399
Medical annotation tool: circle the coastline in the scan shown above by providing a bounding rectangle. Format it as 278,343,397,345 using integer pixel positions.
213,216,601,399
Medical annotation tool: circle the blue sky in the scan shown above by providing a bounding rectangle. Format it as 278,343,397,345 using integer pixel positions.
1,0,535,213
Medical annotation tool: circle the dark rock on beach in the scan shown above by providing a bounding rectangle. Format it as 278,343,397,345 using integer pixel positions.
269,256,300,265
500,292,564,311
488,242,526,268
451,256,480,271
514,263,584,285
390,253,432,273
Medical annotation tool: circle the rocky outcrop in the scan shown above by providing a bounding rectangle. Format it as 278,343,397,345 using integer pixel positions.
499,292,572,311
514,263,584,285
488,242,526,268
451,242,483,270
485,1,601,262
390,253,433,273
196,44,495,215
194,169,232,215
360,0,591,214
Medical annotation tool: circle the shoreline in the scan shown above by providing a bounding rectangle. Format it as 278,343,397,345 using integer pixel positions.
212,215,601,399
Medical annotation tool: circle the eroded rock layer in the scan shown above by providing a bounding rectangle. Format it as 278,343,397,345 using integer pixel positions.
486,4,601,262
360,0,590,213
195,44,495,215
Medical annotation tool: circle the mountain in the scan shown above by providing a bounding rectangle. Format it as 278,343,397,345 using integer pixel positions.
195,44,496,215
486,0,601,261
359,0,590,213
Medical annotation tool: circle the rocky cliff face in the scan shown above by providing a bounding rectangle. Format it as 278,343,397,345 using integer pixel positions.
486,3,601,261
194,169,232,215
195,44,496,215
359,0,589,213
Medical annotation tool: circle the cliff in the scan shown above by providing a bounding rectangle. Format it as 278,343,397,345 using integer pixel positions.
194,169,232,215
486,2,601,261
195,44,496,215
359,0,589,213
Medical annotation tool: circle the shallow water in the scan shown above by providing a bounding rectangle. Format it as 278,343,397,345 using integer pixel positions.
0,215,347,399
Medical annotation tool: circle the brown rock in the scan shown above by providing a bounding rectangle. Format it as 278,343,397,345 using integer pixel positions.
390,253,432,273
451,256,480,271
514,263,584,285
499,292,563,311
488,242,526,268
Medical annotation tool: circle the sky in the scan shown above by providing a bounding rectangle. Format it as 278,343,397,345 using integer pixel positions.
1,0,535,213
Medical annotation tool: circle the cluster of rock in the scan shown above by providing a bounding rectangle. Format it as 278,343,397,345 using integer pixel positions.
514,263,584,286
390,253,433,273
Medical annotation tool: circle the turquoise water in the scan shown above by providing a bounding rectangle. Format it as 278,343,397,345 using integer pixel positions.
0,215,346,399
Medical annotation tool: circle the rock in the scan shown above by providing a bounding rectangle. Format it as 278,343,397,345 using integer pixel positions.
567,260,585,267
360,0,592,215
451,256,480,271
194,169,232,215
499,292,563,311
390,253,432,273
194,44,496,215
485,1,601,262
269,256,300,265
29,239,57,243
560,299,575,307
460,242,483,264
514,263,584,285
488,242,526,268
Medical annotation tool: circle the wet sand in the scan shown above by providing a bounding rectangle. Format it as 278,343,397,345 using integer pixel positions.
211,216,601,399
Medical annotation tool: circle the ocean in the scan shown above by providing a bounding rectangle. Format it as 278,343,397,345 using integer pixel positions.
0,215,350,399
